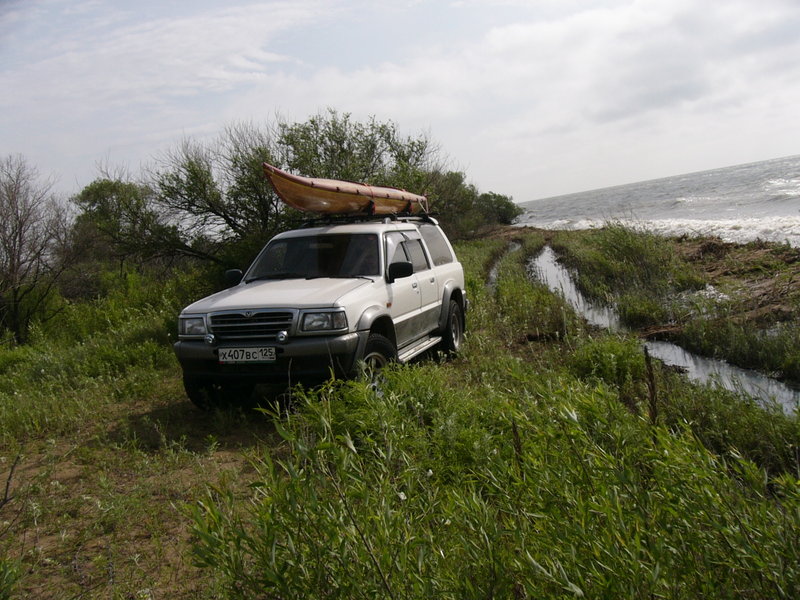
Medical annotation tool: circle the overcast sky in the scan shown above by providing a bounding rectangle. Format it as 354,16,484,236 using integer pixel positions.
2,0,799,203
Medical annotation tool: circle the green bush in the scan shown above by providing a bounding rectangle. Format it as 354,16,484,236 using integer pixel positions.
569,336,646,387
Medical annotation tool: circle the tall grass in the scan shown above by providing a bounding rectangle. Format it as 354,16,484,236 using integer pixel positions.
552,224,704,327
492,232,580,341
552,224,800,384
568,336,800,475
190,366,800,599
0,270,203,445
3,229,799,598
675,312,800,383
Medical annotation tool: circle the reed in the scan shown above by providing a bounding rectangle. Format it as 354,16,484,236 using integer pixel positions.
190,363,800,599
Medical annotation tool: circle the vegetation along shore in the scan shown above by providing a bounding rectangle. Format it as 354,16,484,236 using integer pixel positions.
1,112,798,598
1,224,798,598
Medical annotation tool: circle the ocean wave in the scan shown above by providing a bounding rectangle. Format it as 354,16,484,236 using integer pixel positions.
763,178,800,197
515,215,800,247
673,195,712,205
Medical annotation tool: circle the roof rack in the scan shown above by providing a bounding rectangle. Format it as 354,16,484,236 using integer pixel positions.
299,212,439,229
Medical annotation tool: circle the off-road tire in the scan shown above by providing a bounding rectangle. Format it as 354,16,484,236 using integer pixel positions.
441,299,464,353
359,333,397,384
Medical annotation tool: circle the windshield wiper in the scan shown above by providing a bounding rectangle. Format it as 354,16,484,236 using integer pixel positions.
245,272,305,283
329,274,376,281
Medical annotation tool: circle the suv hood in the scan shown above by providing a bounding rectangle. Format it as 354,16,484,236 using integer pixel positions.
182,277,373,313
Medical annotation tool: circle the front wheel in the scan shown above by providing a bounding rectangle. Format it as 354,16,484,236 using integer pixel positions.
359,333,397,383
441,300,464,354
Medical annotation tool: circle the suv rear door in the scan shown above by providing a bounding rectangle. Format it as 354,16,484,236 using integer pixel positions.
401,234,440,332
385,231,440,347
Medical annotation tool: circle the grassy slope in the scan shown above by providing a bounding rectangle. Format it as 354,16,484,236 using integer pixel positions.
1,228,798,598
552,224,800,382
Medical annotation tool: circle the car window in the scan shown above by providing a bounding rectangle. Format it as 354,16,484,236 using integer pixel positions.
404,239,430,272
247,233,379,279
419,223,453,266
385,232,408,267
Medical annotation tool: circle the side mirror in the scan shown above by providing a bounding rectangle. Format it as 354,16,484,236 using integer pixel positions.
387,261,413,283
225,269,243,286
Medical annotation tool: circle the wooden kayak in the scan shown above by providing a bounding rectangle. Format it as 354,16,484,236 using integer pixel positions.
263,163,428,215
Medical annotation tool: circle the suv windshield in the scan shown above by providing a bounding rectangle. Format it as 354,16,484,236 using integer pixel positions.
246,233,380,281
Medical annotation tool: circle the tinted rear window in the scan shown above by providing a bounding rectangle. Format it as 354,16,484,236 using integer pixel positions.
419,224,453,266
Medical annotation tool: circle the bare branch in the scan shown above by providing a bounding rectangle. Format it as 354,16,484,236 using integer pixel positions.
1,454,21,511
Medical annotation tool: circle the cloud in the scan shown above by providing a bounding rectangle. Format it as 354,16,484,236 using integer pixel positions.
1,1,326,112
2,0,800,201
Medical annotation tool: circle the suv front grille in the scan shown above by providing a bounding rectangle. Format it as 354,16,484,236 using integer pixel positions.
210,311,294,341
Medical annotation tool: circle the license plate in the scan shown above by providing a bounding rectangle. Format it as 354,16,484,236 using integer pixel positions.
218,347,276,363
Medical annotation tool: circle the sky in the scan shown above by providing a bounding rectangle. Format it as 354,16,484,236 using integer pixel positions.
2,0,800,203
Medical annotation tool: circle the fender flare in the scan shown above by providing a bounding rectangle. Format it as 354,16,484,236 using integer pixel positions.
355,305,396,358
437,282,465,331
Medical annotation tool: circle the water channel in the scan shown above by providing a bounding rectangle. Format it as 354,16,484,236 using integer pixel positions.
527,246,800,414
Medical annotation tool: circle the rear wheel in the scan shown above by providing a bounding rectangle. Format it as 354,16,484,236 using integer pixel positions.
441,299,464,353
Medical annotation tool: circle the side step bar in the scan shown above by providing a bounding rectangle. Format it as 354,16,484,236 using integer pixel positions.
398,336,442,363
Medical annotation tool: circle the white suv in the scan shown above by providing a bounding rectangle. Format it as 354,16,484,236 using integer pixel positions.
174,216,467,407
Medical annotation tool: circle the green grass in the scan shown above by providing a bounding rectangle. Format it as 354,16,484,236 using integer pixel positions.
1,229,799,598
551,224,800,384
552,223,705,327
491,232,580,341
674,310,800,382
0,288,180,445
187,228,800,598
190,366,800,599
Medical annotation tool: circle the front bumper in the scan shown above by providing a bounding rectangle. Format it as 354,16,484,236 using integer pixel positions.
174,331,367,384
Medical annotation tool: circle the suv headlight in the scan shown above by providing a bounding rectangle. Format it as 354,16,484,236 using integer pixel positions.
301,311,347,332
179,316,207,336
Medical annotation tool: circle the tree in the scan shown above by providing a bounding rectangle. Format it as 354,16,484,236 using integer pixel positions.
0,155,69,343
88,111,445,268
477,191,523,225
276,109,440,194
72,110,517,268
152,123,296,265
74,178,219,264
423,171,521,239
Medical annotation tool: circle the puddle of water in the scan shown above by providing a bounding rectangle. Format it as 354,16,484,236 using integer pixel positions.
487,242,521,291
528,246,800,413
644,341,798,410
527,246,622,331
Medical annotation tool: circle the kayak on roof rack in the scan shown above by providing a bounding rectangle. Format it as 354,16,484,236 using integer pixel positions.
263,162,429,216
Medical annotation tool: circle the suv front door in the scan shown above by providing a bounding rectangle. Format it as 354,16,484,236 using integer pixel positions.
385,231,440,347
385,231,422,347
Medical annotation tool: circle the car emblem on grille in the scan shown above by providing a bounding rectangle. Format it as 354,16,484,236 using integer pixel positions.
244,311,254,318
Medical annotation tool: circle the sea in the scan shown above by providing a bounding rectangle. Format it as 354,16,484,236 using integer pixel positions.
516,154,800,247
